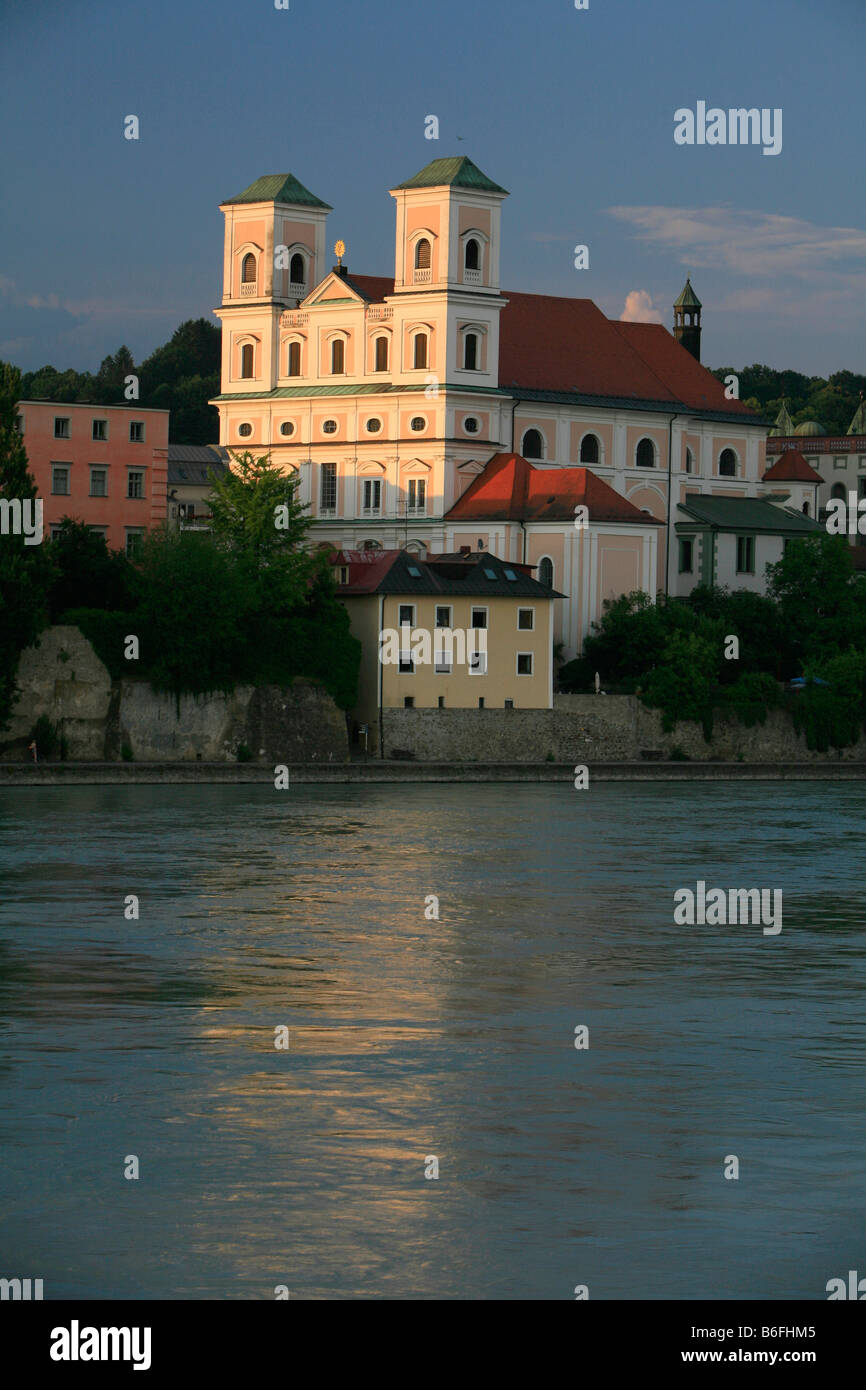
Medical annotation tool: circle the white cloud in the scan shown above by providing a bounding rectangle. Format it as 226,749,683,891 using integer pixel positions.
620,290,664,323
607,205,866,278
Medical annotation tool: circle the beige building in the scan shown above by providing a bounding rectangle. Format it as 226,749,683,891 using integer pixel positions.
333,548,559,752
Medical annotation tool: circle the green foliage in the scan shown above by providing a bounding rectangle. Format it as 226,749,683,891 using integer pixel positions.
236,742,253,763
792,649,866,751
47,519,137,621
719,671,780,726
767,534,866,662
669,744,690,761
710,364,866,435
641,630,718,738
0,361,54,730
121,743,134,762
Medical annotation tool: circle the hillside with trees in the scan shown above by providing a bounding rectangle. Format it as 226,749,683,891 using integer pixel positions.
18,319,221,444
710,365,866,434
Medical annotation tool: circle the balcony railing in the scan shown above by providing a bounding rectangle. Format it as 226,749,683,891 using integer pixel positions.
288,282,307,298
413,268,431,285
280,311,309,327
463,268,481,285
367,305,393,320
240,283,257,296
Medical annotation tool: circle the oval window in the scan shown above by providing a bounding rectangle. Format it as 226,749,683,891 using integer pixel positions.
366,417,382,434
464,416,479,434
322,419,338,434
410,416,426,432
279,421,294,437
238,423,253,437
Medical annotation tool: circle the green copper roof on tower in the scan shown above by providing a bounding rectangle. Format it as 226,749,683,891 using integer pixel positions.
769,397,795,436
223,173,332,209
395,156,508,194
848,393,866,436
674,275,702,309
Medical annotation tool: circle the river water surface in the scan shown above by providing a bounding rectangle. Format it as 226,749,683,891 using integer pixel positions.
1,782,864,1299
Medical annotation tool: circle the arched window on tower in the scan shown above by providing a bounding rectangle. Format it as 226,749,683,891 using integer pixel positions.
636,437,655,468
413,333,428,370
579,433,600,464
719,448,737,477
464,333,478,371
538,556,554,589
241,253,256,285
289,252,305,287
331,339,345,374
465,238,480,271
522,428,544,460
241,344,254,379
287,341,301,377
415,238,431,270
374,336,388,372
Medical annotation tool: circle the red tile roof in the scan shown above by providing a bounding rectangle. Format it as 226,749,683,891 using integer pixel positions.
345,277,750,415
331,548,402,592
762,450,824,483
445,453,665,523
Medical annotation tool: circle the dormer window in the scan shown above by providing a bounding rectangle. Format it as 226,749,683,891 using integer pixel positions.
241,253,256,284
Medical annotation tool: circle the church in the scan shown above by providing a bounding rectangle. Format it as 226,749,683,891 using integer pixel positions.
210,156,795,659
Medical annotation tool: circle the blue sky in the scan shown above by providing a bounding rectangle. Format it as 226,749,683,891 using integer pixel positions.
1,0,863,377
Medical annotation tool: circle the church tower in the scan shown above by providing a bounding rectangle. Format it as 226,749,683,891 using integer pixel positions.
389,156,509,387
673,275,702,361
215,173,331,396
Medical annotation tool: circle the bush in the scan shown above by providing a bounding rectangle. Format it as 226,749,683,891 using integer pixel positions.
121,743,134,761
236,742,252,762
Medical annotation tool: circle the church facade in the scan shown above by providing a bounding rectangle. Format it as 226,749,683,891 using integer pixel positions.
211,157,772,658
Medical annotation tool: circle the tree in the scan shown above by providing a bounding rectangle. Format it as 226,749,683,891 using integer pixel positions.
0,361,54,730
47,518,137,621
767,535,866,660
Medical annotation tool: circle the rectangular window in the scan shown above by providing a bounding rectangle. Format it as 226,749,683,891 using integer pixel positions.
517,608,534,630
437,696,445,709
129,421,144,443
407,478,426,512
125,528,144,558
517,653,533,675
127,470,144,499
52,465,70,495
736,535,755,574
363,478,381,513
859,477,866,501
834,457,846,470
90,467,108,497
504,698,514,709
88,526,108,538
403,696,414,708
92,419,108,441
678,538,693,574
54,417,70,439
49,524,63,540
469,649,487,675
435,605,451,628
398,604,414,628
859,457,866,472
478,697,485,709
434,630,451,674
338,565,349,585
471,607,487,629
320,462,337,511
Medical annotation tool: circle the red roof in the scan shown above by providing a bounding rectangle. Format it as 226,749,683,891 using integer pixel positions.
762,450,824,484
344,276,749,415
445,453,665,523
331,548,402,592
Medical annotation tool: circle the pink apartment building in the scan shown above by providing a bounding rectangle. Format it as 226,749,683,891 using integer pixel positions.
16,401,169,554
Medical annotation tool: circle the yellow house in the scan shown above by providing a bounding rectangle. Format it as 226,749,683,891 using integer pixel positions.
333,547,561,752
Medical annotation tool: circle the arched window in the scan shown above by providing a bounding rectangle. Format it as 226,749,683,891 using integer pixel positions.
538,556,554,589
522,428,544,460
374,336,388,372
719,448,737,477
636,437,655,468
331,339,345,374
465,238,480,271
289,252,305,285
685,447,693,474
241,344,254,379
579,433,599,464
831,482,846,500
287,341,301,377
415,238,431,270
241,253,256,284
362,539,382,551
464,333,478,370
413,333,428,370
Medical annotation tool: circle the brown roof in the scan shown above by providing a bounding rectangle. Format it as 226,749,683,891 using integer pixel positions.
762,450,824,484
445,452,665,524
